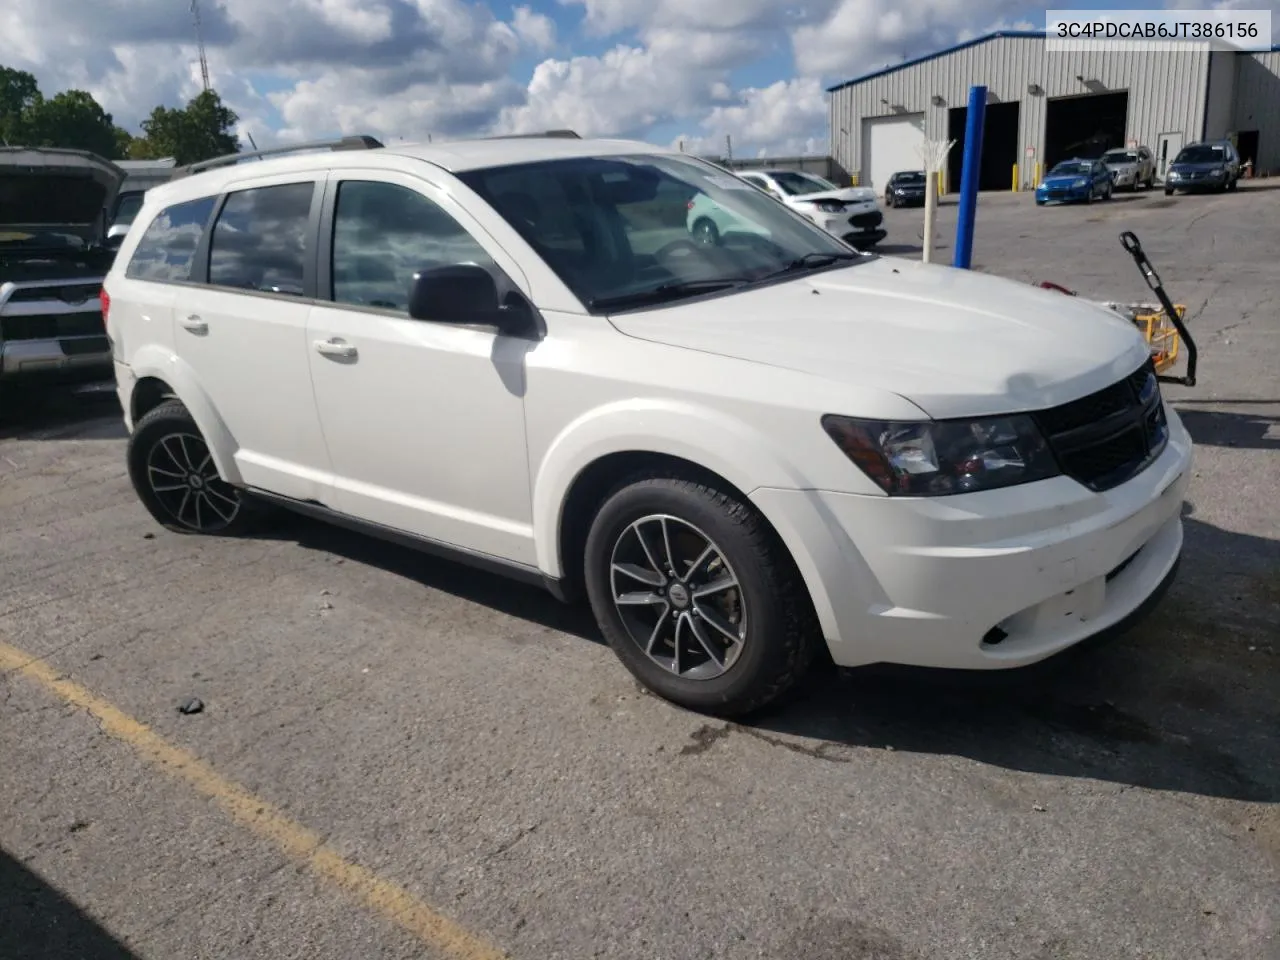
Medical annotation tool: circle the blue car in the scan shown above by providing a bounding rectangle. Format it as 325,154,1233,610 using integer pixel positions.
1035,158,1114,205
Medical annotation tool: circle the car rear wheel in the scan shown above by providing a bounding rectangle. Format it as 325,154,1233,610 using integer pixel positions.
583,476,818,717
127,399,261,536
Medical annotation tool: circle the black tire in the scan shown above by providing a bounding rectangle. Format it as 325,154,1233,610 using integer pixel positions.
1227,176,1238,192
127,399,261,536
1165,187,1174,196
691,217,720,247
583,475,818,717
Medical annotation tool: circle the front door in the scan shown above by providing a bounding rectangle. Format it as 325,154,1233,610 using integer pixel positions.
1156,132,1184,179
305,171,537,565
172,176,334,502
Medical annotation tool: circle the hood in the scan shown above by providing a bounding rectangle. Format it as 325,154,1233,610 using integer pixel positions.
1041,172,1091,186
607,257,1151,419
1170,160,1225,173
0,147,125,246
790,186,876,205
1104,161,1138,171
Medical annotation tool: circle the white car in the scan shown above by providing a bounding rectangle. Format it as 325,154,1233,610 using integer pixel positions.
104,134,1192,717
720,168,886,249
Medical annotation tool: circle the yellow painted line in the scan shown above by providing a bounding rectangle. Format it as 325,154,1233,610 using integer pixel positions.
0,640,508,960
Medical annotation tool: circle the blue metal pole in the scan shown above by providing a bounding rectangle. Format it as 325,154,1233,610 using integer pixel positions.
953,85,988,269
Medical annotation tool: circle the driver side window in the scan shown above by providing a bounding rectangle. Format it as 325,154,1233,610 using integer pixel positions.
330,180,494,313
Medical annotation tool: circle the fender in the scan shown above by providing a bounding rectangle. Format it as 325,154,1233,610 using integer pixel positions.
532,397,814,578
127,344,243,485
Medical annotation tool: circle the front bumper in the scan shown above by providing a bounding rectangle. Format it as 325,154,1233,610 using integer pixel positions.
1036,185,1089,203
1167,173,1227,190
751,405,1192,670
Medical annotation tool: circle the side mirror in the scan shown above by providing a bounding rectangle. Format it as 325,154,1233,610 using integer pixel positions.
407,263,534,336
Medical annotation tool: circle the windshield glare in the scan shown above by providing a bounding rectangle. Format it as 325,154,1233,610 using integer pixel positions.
1051,161,1092,176
1176,145,1225,164
1103,151,1138,163
894,172,925,184
459,154,859,312
768,171,836,195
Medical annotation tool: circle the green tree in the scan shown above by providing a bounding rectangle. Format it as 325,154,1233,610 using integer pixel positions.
0,66,42,145
139,89,239,165
23,89,119,157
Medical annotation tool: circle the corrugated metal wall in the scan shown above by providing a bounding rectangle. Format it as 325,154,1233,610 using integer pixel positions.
828,36,1213,188
1233,52,1280,174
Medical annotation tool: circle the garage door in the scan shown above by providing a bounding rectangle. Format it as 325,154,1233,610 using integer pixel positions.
861,114,927,194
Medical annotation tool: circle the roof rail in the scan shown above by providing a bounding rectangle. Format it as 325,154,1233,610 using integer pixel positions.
480,130,581,140
170,135,385,179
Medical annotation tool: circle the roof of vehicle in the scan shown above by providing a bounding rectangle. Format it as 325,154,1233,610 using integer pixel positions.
142,134,679,210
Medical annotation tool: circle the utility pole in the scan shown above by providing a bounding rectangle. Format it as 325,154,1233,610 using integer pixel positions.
191,0,210,92
725,134,733,165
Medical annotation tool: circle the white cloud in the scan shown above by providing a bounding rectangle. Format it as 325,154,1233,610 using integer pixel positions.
791,0,1028,78
1,0,1160,161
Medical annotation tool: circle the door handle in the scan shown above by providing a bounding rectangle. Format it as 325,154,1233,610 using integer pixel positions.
314,338,357,360
180,314,208,334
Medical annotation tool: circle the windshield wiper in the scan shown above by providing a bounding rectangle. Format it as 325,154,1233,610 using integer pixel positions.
748,250,863,285
587,278,749,311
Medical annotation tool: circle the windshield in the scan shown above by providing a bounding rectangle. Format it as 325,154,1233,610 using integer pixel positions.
1102,151,1139,164
112,192,146,227
458,153,861,313
1175,145,1226,164
768,171,837,195
893,172,926,184
1050,161,1093,176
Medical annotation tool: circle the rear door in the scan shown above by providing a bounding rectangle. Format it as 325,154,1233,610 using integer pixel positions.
171,174,334,503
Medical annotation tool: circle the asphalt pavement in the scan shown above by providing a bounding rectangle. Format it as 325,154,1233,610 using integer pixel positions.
2,180,1277,960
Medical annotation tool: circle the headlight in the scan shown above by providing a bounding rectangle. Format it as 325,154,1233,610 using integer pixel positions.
821,414,1061,496
1209,167,1225,177
1073,178,1088,187
813,200,845,213
1169,171,1182,179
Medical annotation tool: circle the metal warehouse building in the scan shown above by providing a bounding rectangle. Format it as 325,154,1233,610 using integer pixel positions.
827,31,1280,194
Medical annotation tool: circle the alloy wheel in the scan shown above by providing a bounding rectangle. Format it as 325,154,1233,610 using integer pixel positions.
145,432,241,532
609,514,746,681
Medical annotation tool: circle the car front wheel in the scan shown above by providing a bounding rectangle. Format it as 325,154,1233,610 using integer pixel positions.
583,476,817,717
127,399,260,536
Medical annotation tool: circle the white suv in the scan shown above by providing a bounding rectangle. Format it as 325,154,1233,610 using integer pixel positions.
103,133,1192,717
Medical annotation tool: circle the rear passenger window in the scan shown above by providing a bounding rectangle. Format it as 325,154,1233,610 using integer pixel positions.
208,182,315,296
124,196,216,282
330,180,493,313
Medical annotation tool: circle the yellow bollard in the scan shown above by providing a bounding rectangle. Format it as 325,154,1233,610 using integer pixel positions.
1034,161,1041,186
1012,163,1018,192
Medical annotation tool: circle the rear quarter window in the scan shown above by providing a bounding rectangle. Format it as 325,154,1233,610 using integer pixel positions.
124,196,217,282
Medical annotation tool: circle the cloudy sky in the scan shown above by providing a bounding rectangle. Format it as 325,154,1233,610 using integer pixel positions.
2,0,1276,157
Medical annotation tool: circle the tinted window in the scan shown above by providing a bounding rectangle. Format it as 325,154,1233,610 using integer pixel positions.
124,196,216,282
208,182,315,295
330,180,493,313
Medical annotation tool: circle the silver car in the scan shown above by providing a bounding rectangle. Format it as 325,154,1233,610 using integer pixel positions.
1101,146,1156,191
0,148,122,392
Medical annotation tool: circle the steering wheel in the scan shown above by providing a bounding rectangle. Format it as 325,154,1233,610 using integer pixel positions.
651,238,702,262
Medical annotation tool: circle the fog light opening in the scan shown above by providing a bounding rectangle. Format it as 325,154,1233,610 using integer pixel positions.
982,626,1008,646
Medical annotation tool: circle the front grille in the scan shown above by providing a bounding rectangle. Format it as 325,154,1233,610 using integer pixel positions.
1,311,104,341
850,211,883,229
1034,359,1168,492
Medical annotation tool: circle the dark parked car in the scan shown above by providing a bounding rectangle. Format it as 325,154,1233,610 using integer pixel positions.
1164,140,1241,195
884,170,927,207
